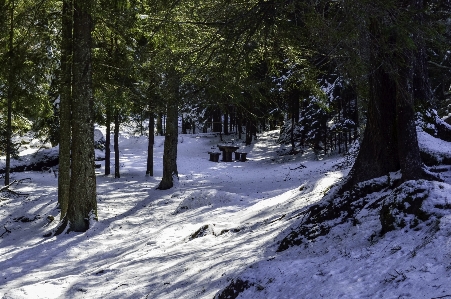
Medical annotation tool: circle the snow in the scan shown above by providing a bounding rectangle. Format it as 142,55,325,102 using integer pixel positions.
1,128,451,298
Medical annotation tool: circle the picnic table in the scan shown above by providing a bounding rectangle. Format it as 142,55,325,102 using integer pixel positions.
217,144,239,162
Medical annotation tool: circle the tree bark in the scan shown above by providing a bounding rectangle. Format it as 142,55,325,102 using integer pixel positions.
146,113,155,176
342,5,433,191
342,20,401,190
395,51,424,181
58,0,73,217
157,98,178,190
114,109,120,178
105,102,111,175
67,0,97,232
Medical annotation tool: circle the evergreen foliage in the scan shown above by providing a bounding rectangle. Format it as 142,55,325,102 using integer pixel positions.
0,0,450,233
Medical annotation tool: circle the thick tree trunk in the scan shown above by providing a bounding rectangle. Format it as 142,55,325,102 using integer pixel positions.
396,0,434,181
114,109,120,178
157,99,178,190
342,8,433,191
67,0,96,232
342,20,403,189
58,0,73,217
146,113,155,176
396,52,424,181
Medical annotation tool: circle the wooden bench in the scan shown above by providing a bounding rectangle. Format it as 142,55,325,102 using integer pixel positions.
234,152,248,162
208,152,221,162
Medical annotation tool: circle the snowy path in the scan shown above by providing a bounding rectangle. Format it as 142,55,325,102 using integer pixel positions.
0,131,345,298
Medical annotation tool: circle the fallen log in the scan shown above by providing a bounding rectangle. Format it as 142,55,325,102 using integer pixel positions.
0,148,59,174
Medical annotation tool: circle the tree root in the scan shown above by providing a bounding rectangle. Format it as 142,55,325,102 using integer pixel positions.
277,177,393,251
43,217,68,237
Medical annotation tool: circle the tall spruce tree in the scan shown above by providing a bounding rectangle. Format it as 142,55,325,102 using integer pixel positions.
66,0,97,232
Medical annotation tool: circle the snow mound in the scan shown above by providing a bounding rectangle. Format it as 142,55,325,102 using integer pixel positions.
216,178,451,299
418,129,451,165
173,190,238,214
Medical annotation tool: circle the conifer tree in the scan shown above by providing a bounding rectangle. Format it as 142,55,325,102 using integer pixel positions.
65,0,97,232
0,0,57,185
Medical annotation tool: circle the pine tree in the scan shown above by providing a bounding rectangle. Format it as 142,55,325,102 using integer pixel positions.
1,0,57,185
66,0,97,232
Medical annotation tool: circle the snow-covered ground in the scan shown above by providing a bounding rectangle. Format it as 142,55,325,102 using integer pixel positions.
1,128,451,299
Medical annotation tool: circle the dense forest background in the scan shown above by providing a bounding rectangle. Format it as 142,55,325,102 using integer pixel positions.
1,0,451,233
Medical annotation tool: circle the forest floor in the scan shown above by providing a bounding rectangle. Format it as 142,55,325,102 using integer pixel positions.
1,127,451,298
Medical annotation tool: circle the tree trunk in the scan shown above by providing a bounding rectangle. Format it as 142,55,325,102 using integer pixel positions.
245,119,252,145
291,89,300,123
238,117,242,140
163,114,166,135
396,0,433,181
140,109,144,136
157,98,178,190
224,112,229,135
212,108,222,132
181,114,186,134
105,102,111,175
67,0,96,232
395,52,424,181
114,109,120,178
58,0,73,217
290,114,295,150
146,113,155,176
5,0,14,186
229,107,234,133
156,112,163,135
342,8,433,191
342,19,402,190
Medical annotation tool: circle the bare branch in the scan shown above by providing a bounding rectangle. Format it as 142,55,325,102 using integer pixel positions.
428,61,451,70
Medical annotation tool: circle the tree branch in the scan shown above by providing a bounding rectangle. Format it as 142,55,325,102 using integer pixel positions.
428,60,451,70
